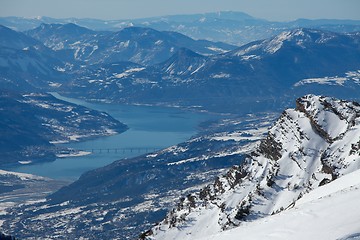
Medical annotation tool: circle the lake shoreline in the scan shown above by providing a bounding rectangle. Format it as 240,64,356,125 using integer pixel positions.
7,93,220,181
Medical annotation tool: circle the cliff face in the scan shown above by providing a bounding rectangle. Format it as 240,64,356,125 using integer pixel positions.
148,95,360,240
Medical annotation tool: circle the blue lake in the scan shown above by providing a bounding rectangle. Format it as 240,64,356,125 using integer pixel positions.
10,93,219,181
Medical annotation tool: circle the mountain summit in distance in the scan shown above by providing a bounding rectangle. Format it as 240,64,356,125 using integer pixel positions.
61,28,360,113
25,23,236,65
1,11,360,45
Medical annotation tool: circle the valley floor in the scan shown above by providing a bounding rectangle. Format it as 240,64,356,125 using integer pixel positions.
0,170,68,228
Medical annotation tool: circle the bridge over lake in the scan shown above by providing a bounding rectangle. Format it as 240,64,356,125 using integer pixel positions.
80,147,162,154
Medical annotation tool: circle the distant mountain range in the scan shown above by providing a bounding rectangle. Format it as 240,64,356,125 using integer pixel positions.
1,24,359,113
25,23,236,65
63,28,360,113
0,23,236,92
1,11,360,45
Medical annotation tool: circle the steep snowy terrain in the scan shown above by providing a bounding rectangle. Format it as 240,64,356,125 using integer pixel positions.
199,168,360,240
147,95,360,239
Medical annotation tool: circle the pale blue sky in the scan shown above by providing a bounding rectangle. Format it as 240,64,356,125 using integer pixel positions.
1,0,359,21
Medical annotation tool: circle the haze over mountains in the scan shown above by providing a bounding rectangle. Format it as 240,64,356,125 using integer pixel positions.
2,11,360,45
26,23,236,65
0,11,360,240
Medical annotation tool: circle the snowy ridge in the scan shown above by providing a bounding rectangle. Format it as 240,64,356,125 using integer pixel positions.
197,168,360,240
232,28,339,57
263,28,324,53
296,94,360,141
147,95,360,240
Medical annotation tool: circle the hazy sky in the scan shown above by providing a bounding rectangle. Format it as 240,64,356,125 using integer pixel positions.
1,0,359,21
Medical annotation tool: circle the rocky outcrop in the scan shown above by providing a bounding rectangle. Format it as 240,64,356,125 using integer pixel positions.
147,95,360,240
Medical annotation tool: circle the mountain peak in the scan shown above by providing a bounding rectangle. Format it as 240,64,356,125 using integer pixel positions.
207,11,256,21
34,22,94,35
159,47,206,76
116,26,160,36
263,28,341,53
275,28,332,41
231,28,344,58
0,24,42,49
173,47,203,58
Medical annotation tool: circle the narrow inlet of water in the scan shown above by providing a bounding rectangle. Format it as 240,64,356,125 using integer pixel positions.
10,93,219,181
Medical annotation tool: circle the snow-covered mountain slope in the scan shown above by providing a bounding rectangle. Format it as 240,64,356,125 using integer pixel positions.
0,25,68,91
158,48,207,77
0,25,43,50
222,29,360,82
26,23,96,49
198,168,360,240
147,95,360,239
231,28,355,56
25,23,100,61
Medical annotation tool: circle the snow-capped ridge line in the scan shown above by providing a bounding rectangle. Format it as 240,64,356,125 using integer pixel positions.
196,169,360,240
146,95,360,240
231,27,352,57
296,94,360,142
